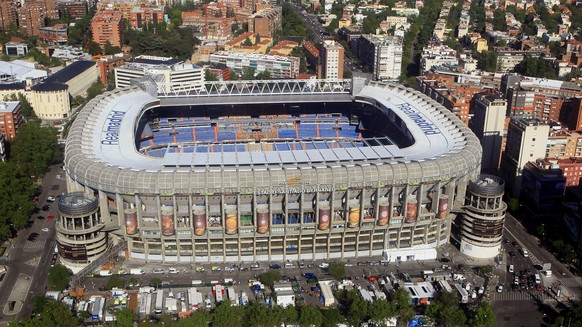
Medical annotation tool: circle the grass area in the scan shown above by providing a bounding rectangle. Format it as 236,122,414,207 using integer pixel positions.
0,247,6,257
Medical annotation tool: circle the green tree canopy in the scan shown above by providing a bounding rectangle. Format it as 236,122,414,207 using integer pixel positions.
114,308,134,327
514,56,558,79
212,302,244,327
9,121,59,177
48,264,72,291
472,301,496,327
298,305,324,327
259,271,281,289
327,262,346,280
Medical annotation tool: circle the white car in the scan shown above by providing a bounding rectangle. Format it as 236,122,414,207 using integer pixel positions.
224,267,235,272
46,196,56,202
319,263,329,269
152,268,165,274
168,267,179,274
41,227,50,232
497,285,503,293
508,265,514,273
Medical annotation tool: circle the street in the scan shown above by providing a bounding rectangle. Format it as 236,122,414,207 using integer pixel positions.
0,164,64,324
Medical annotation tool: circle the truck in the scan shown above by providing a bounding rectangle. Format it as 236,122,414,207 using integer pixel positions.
90,296,105,321
138,293,153,318
239,292,249,306
130,268,145,275
98,270,112,277
188,288,203,311
154,290,164,315
213,284,224,304
358,288,374,303
319,282,335,307
453,284,469,304
165,298,178,313
227,287,239,306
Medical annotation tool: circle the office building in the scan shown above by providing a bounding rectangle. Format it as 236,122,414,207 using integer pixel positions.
210,51,300,79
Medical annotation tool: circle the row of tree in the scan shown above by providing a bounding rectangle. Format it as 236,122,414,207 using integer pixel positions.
12,286,496,327
0,121,59,243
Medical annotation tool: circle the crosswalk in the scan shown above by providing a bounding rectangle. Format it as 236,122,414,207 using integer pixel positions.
20,240,46,250
492,291,550,301
504,228,542,265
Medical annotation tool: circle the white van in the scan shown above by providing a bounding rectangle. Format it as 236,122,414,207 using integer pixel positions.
130,268,145,275
98,270,112,277
191,280,204,286
285,263,296,269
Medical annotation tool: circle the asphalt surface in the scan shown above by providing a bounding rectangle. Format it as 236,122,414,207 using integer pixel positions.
0,164,65,324
491,213,582,327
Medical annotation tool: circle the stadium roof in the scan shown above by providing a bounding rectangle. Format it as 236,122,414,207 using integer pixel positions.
65,80,481,194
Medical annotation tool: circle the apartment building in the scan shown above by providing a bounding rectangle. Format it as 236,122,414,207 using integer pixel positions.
91,11,123,47
470,93,507,173
210,51,300,79
0,101,23,139
319,40,344,80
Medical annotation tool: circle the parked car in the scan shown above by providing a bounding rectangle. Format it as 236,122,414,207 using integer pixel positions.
269,264,281,270
168,267,179,274
41,205,51,211
319,263,329,269
152,268,165,274
497,285,503,293
46,196,56,202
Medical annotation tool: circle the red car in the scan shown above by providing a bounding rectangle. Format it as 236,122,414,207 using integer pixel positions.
536,284,542,291
368,276,377,282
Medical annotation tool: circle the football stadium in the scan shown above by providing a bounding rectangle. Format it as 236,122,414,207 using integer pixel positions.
60,78,482,267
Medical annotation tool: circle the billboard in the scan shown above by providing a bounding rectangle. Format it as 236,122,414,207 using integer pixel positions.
58,243,88,261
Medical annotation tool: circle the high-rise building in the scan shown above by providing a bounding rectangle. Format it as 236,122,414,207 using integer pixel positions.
470,93,507,173
373,37,403,81
319,40,344,80
354,35,402,81
0,101,24,139
501,118,550,197
17,2,46,36
91,10,123,47
58,1,88,20
0,0,17,31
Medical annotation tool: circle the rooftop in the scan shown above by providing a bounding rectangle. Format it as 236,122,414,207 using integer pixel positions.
0,102,19,113
44,61,96,84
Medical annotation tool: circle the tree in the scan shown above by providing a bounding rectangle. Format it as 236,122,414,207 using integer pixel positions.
30,294,47,314
475,50,498,72
241,67,257,80
514,56,558,79
150,277,162,287
321,307,344,327
282,306,298,325
327,262,346,280
255,70,271,80
205,70,219,82
346,289,369,327
86,81,105,102
212,302,244,327
105,275,126,290
244,301,270,327
426,291,466,327
0,162,36,240
174,309,211,327
242,36,254,46
492,9,506,31
369,300,396,326
48,264,72,291
87,41,102,55
103,41,122,55
472,301,496,327
393,288,415,325
298,305,323,327
9,120,59,177
114,308,134,327
259,271,281,289
17,93,34,118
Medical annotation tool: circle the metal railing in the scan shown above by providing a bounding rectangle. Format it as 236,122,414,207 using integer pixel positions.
157,79,352,98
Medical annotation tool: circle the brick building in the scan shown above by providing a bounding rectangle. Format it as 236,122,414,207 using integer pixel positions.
0,101,23,140
91,11,123,47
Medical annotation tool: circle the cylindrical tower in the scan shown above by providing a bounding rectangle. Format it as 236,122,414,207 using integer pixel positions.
56,192,107,268
460,175,507,258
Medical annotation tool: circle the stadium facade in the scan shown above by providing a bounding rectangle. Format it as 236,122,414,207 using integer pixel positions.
60,78,482,268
